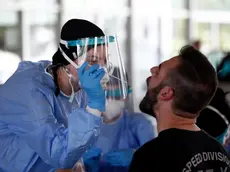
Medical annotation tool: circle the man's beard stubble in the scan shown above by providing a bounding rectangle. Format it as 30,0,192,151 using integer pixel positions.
139,84,163,118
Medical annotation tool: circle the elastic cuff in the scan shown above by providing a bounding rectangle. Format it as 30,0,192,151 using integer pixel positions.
86,106,102,117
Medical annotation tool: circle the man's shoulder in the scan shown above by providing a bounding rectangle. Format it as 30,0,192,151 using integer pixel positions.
131,138,162,169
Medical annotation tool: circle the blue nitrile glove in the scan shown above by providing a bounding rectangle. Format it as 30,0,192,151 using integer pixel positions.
103,149,135,167
78,62,106,112
83,148,102,172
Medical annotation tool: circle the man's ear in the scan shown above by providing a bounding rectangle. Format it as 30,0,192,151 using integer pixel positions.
158,86,174,101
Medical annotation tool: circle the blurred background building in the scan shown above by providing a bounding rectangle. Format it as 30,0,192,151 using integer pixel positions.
0,0,230,112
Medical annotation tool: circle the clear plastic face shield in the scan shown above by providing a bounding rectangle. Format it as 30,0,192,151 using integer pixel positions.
59,35,128,101
105,78,132,101
103,67,132,121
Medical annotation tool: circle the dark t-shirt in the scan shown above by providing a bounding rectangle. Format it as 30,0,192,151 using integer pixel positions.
129,128,230,172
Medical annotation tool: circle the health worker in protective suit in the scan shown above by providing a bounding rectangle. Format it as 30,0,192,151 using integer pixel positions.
77,67,156,172
0,19,127,172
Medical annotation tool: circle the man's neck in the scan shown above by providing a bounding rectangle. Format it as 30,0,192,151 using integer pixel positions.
156,109,200,133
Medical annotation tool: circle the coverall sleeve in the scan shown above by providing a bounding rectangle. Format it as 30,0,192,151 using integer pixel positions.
131,115,156,147
5,89,102,169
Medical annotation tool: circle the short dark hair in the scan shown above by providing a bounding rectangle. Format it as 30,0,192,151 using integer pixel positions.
167,45,218,117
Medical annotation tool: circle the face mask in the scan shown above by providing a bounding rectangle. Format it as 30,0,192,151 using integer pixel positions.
104,100,125,121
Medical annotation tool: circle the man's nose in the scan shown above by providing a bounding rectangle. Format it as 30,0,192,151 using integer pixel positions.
150,66,158,76
150,66,157,73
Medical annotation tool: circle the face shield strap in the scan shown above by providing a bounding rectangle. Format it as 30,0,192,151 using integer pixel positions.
59,44,80,69
68,78,75,103
108,73,127,84
60,39,82,69
60,39,68,47
62,68,75,103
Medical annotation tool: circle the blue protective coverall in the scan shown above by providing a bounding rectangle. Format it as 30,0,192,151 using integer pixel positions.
0,61,102,172
83,110,156,172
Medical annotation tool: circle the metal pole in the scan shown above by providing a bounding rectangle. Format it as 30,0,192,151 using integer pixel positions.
18,10,23,61
18,9,30,61
157,17,162,64
56,0,62,45
210,23,220,50
125,0,134,111
186,0,193,43
159,0,172,62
